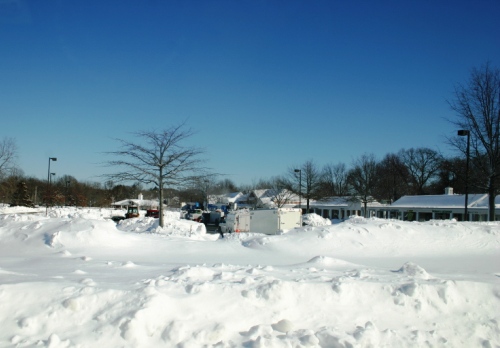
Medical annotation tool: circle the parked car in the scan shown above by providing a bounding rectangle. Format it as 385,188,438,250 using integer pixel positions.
185,208,204,222
146,209,159,218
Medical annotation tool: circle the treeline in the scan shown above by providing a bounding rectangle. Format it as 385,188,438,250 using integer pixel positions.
244,147,478,211
0,147,477,209
0,172,239,208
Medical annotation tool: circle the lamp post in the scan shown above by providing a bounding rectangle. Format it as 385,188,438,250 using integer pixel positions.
46,157,57,216
294,169,301,212
204,180,209,210
458,130,470,221
66,180,70,206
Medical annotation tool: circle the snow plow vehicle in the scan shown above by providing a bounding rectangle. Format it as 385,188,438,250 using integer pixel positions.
125,205,140,219
111,204,140,222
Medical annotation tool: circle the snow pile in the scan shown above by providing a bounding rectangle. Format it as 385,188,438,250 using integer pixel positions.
117,214,207,237
0,208,499,347
0,205,45,214
48,207,124,219
302,213,332,226
394,261,433,279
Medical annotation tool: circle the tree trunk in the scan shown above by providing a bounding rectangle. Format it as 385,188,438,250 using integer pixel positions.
488,178,496,221
159,168,164,227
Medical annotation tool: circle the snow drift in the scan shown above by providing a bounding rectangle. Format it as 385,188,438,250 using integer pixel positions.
0,206,498,347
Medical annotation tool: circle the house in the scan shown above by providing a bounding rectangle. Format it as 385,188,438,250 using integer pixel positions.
373,187,500,221
246,189,300,209
209,189,300,209
111,193,159,210
246,189,270,208
214,190,381,218
210,192,247,205
305,196,385,220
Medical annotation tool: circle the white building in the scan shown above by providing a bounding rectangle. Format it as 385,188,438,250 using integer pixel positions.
305,197,385,220
246,189,300,209
211,188,500,222
111,193,159,210
373,188,500,221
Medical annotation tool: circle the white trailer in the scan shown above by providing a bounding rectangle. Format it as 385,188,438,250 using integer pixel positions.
221,209,251,233
221,208,301,235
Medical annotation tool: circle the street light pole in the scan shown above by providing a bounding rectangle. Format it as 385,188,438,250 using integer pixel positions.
204,179,209,210
458,130,470,221
66,180,70,206
294,169,301,212
46,157,57,216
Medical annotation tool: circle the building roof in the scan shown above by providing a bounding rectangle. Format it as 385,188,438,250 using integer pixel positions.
111,197,159,207
247,189,300,208
227,192,247,203
211,192,247,204
391,194,490,209
310,196,384,208
313,197,350,207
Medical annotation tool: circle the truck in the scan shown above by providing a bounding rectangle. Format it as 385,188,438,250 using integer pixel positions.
181,203,228,225
183,208,204,222
220,208,302,235
202,210,225,225
202,204,229,226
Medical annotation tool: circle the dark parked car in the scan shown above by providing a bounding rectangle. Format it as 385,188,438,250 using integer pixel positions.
111,215,125,222
145,209,159,218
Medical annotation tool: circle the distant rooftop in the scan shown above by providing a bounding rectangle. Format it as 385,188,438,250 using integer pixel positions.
391,193,493,209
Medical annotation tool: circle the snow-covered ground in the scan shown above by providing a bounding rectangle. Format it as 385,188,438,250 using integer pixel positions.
0,206,498,347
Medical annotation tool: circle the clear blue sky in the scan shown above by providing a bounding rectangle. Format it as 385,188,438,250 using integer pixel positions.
1,0,499,187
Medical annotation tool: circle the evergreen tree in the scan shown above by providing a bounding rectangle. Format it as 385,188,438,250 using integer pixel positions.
10,181,34,207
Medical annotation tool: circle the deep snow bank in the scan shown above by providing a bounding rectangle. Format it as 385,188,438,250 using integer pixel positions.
0,208,498,347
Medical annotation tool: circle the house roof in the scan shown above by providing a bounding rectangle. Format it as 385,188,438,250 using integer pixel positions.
251,189,269,199
312,197,350,207
247,189,300,208
213,192,247,204
310,196,384,208
391,193,489,209
111,198,159,207
230,192,248,203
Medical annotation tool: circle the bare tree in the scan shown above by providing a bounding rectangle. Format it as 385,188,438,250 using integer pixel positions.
398,147,443,195
447,62,500,220
320,162,349,196
104,124,205,227
217,178,238,194
268,176,296,208
288,159,323,213
374,153,410,202
0,137,18,179
187,174,223,208
347,153,379,217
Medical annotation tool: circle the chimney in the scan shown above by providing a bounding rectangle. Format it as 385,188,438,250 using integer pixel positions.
138,193,143,200
444,187,453,195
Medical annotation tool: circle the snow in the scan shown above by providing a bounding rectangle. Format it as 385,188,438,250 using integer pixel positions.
302,213,332,226
392,193,490,209
0,206,499,347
